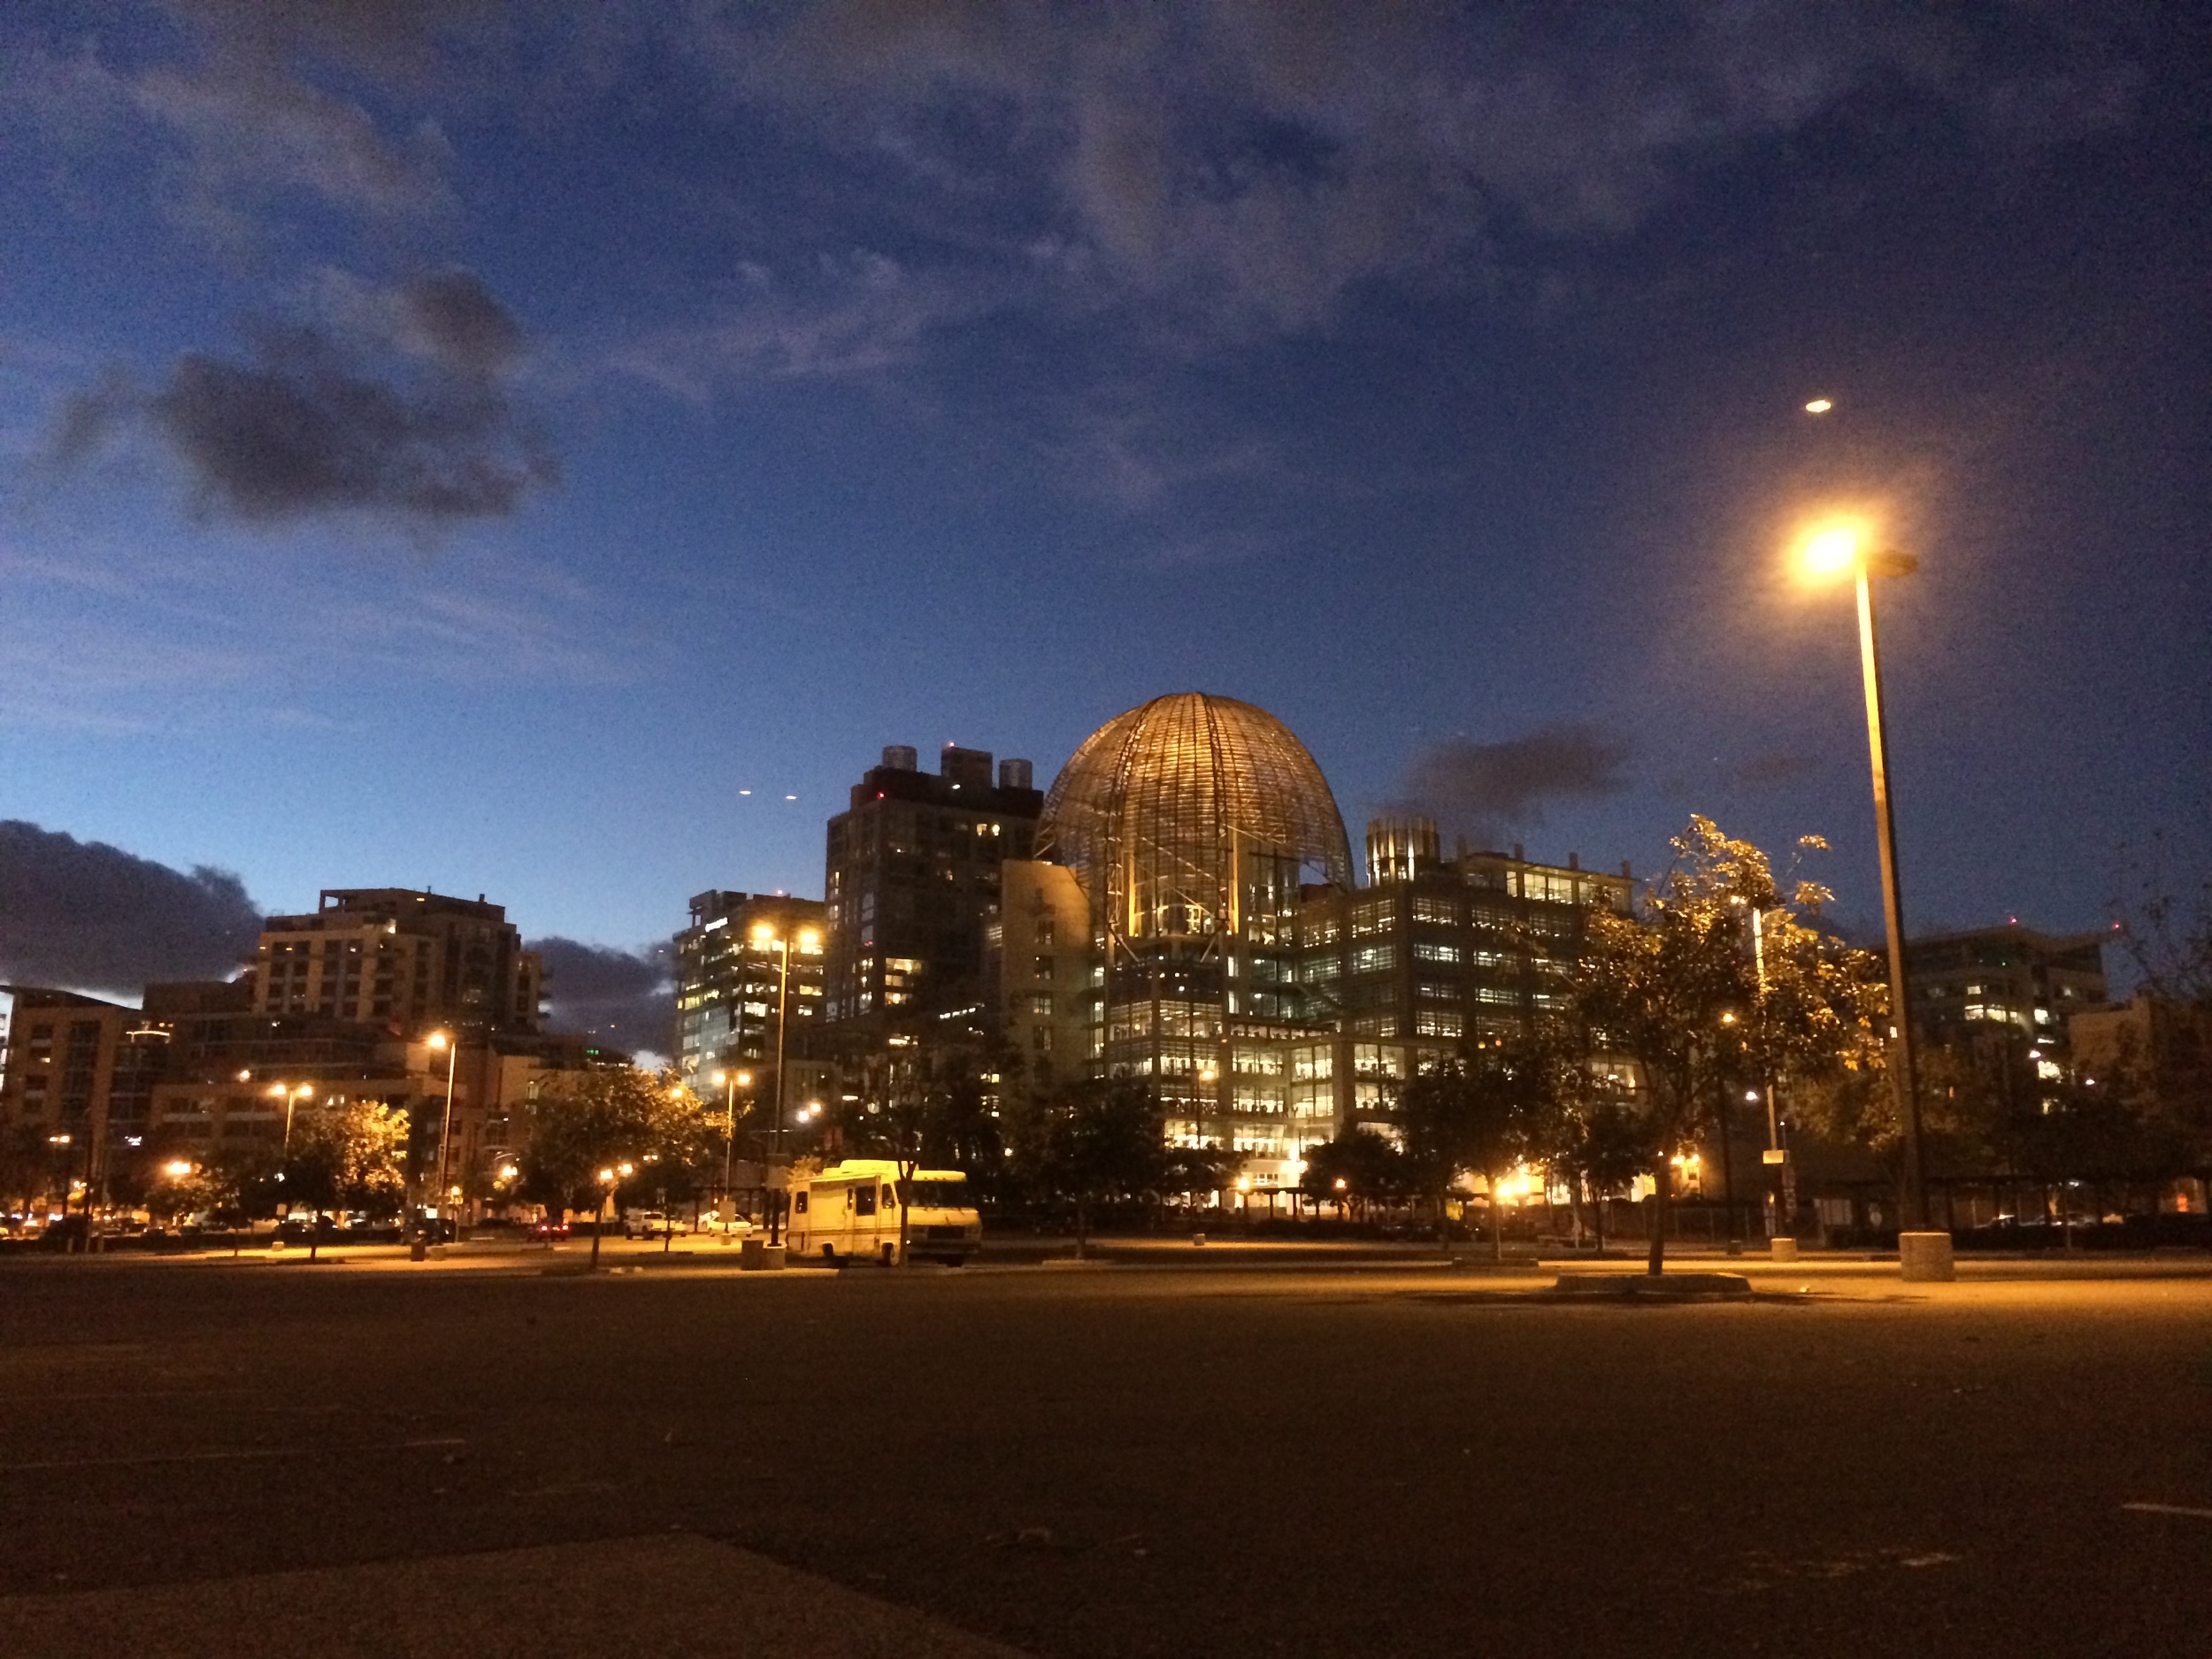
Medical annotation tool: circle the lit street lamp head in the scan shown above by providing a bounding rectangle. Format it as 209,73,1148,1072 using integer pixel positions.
1796,519,1919,582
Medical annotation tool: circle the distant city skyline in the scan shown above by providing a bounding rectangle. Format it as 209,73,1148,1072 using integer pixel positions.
3,4,2204,1004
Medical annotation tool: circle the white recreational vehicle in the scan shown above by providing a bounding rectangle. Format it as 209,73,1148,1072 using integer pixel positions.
787,1159,982,1265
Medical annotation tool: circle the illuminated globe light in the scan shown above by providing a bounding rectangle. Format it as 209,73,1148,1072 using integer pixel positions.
1798,522,1866,580
1804,397,1833,414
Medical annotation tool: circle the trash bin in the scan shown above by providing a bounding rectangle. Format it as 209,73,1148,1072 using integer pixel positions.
409,1237,428,1262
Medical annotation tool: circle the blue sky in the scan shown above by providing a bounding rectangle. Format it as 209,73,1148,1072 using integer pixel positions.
2,2,2206,999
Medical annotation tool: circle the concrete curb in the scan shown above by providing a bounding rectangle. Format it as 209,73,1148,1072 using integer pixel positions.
1550,1271,1754,1300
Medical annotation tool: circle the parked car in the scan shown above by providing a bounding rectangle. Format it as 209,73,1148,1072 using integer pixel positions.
623,1210,687,1240
528,1217,571,1240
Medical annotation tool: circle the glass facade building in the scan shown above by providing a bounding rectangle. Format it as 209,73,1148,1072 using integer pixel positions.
1039,693,1353,1156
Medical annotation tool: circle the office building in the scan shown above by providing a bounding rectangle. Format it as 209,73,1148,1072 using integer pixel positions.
985,859,1093,1094
1907,925,2108,1053
1038,692,1354,1157
672,889,827,1088
1294,817,1632,1143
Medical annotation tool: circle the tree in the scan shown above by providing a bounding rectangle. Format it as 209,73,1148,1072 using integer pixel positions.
520,1066,703,1269
1574,818,1885,1273
0,1120,58,1214
1018,1077,1171,1258
285,1100,409,1261
1297,1129,1407,1219
1399,1048,1541,1263
1551,1100,1659,1252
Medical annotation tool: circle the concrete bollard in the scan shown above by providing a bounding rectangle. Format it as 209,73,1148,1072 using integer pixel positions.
1770,1237,1799,1263
1898,1231,1956,1281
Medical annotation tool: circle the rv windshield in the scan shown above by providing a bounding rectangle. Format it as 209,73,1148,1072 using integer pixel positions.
895,1179,969,1210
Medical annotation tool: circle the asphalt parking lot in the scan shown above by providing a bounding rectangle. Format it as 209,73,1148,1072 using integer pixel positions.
2,1247,2208,1657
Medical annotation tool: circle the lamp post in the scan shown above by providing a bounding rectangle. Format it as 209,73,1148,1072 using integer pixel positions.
749,922,819,1246
1797,522,1949,1277
270,1082,314,1156
710,1067,751,1204
426,1031,461,1232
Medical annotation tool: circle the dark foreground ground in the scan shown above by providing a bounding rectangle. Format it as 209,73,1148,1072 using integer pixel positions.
2,1249,2208,1657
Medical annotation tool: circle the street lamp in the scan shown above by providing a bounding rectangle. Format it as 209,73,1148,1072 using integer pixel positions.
268,1082,314,1154
1795,518,1947,1275
750,921,819,1247
426,1032,461,1226
710,1068,752,1202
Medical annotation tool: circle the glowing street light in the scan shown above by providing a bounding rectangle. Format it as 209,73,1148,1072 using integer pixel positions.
749,921,819,1247
1793,516,1942,1270
165,1158,195,1179
268,1082,314,1153
425,1031,462,1225
710,1067,752,1202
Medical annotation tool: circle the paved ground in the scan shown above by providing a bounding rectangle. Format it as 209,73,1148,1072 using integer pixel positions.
3,1245,2208,1657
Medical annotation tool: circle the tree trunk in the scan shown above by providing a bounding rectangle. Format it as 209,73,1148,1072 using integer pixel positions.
1486,1171,1504,1263
1647,1157,1670,1275
589,1196,604,1271
1075,1197,1090,1260
1440,1188,1455,1261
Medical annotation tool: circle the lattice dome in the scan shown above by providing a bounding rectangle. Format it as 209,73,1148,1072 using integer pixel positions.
1040,693,1352,946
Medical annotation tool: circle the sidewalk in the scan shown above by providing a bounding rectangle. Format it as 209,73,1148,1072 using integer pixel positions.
0,1532,1027,1659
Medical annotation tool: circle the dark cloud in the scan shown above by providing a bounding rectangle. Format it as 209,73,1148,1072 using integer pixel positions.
1397,726,1632,850
51,269,556,527
0,821,261,995
533,937,674,1057
400,268,525,373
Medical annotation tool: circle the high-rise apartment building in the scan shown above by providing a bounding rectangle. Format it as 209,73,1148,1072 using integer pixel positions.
250,889,541,1036
672,890,827,1084
822,743,1041,1033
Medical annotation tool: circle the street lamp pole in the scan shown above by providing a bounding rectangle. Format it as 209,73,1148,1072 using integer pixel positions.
1799,521,1946,1275
1850,559,1930,1233
1747,907,1796,1235
751,922,818,1247
428,1032,461,1228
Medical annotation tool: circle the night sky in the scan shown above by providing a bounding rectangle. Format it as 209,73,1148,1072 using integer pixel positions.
3,3,2207,1031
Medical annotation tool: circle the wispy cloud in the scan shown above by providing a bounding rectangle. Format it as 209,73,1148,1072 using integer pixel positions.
607,252,1004,401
